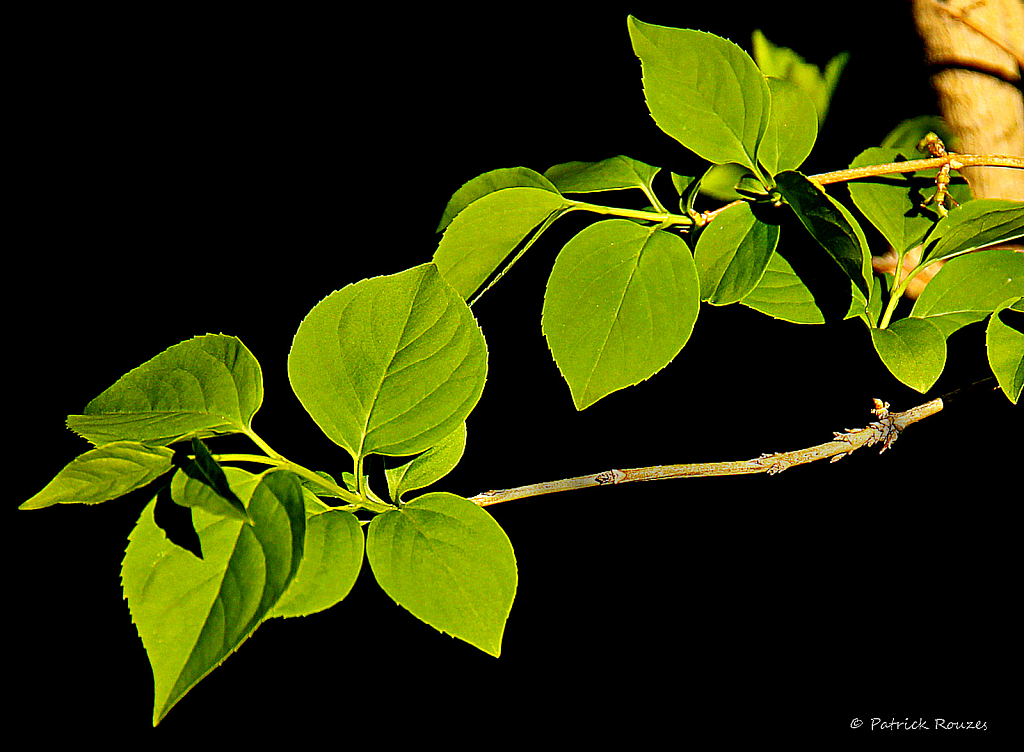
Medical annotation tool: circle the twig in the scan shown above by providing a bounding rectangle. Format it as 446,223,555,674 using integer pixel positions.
469,382,999,507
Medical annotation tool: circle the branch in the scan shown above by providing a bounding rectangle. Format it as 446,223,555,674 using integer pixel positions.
468,381,999,507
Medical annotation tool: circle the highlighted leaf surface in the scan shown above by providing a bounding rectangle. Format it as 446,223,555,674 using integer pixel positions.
67,335,263,447
986,297,1024,404
367,492,516,657
288,263,487,460
122,469,305,725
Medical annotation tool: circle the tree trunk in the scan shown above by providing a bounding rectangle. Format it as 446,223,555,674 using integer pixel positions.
911,0,1024,199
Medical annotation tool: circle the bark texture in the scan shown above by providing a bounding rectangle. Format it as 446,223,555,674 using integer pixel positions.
912,0,1024,199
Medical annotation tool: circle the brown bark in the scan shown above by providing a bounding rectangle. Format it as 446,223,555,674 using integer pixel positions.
912,0,1024,199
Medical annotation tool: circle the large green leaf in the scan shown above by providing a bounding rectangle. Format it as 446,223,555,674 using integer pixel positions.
775,170,871,302
542,218,700,409
544,155,660,195
385,422,467,503
122,468,305,726
67,335,263,447
288,263,487,460
986,297,1024,404
741,252,827,324
628,15,770,174
922,199,1024,263
436,166,560,233
695,201,780,304
20,441,174,510
366,492,516,657
433,186,569,300
870,317,947,393
758,77,818,174
910,249,1024,337
270,495,364,618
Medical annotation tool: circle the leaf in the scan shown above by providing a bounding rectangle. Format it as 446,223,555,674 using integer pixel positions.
67,335,263,447
847,147,972,254
436,166,560,233
270,496,364,618
544,155,660,195
910,248,1024,337
20,441,174,510
775,170,871,302
742,251,827,324
986,297,1024,404
385,422,467,503
922,199,1024,263
366,492,516,657
433,186,569,300
122,468,305,726
751,29,848,125
170,438,251,524
628,15,771,174
758,77,818,174
288,263,487,460
542,218,700,409
695,201,780,304
870,317,947,393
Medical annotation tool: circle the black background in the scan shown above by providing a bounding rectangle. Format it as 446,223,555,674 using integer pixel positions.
11,3,1017,742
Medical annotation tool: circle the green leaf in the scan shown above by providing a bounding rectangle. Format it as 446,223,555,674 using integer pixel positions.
170,438,251,524
436,166,560,233
20,441,174,510
847,147,971,254
910,248,1024,337
385,422,467,503
922,199,1024,263
742,251,827,324
870,317,947,393
758,77,818,173
628,15,771,174
751,29,848,125
270,496,364,618
987,297,1024,404
544,155,660,195
775,170,871,302
366,492,516,657
288,263,487,460
695,201,780,304
433,186,569,300
67,335,263,447
542,218,700,409
122,468,305,726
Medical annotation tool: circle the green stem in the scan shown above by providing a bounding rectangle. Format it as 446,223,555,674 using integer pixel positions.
567,199,694,227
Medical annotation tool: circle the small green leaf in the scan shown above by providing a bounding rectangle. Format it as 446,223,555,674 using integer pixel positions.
544,155,660,195
759,77,818,173
385,422,467,503
433,187,569,300
910,248,1024,337
751,29,848,125
775,170,871,302
870,317,947,393
20,441,174,510
122,468,305,726
436,166,560,233
271,496,364,618
288,263,487,460
542,218,700,409
922,199,1024,263
695,201,780,304
628,15,770,174
170,441,251,524
986,297,1024,404
67,335,263,447
366,492,516,657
